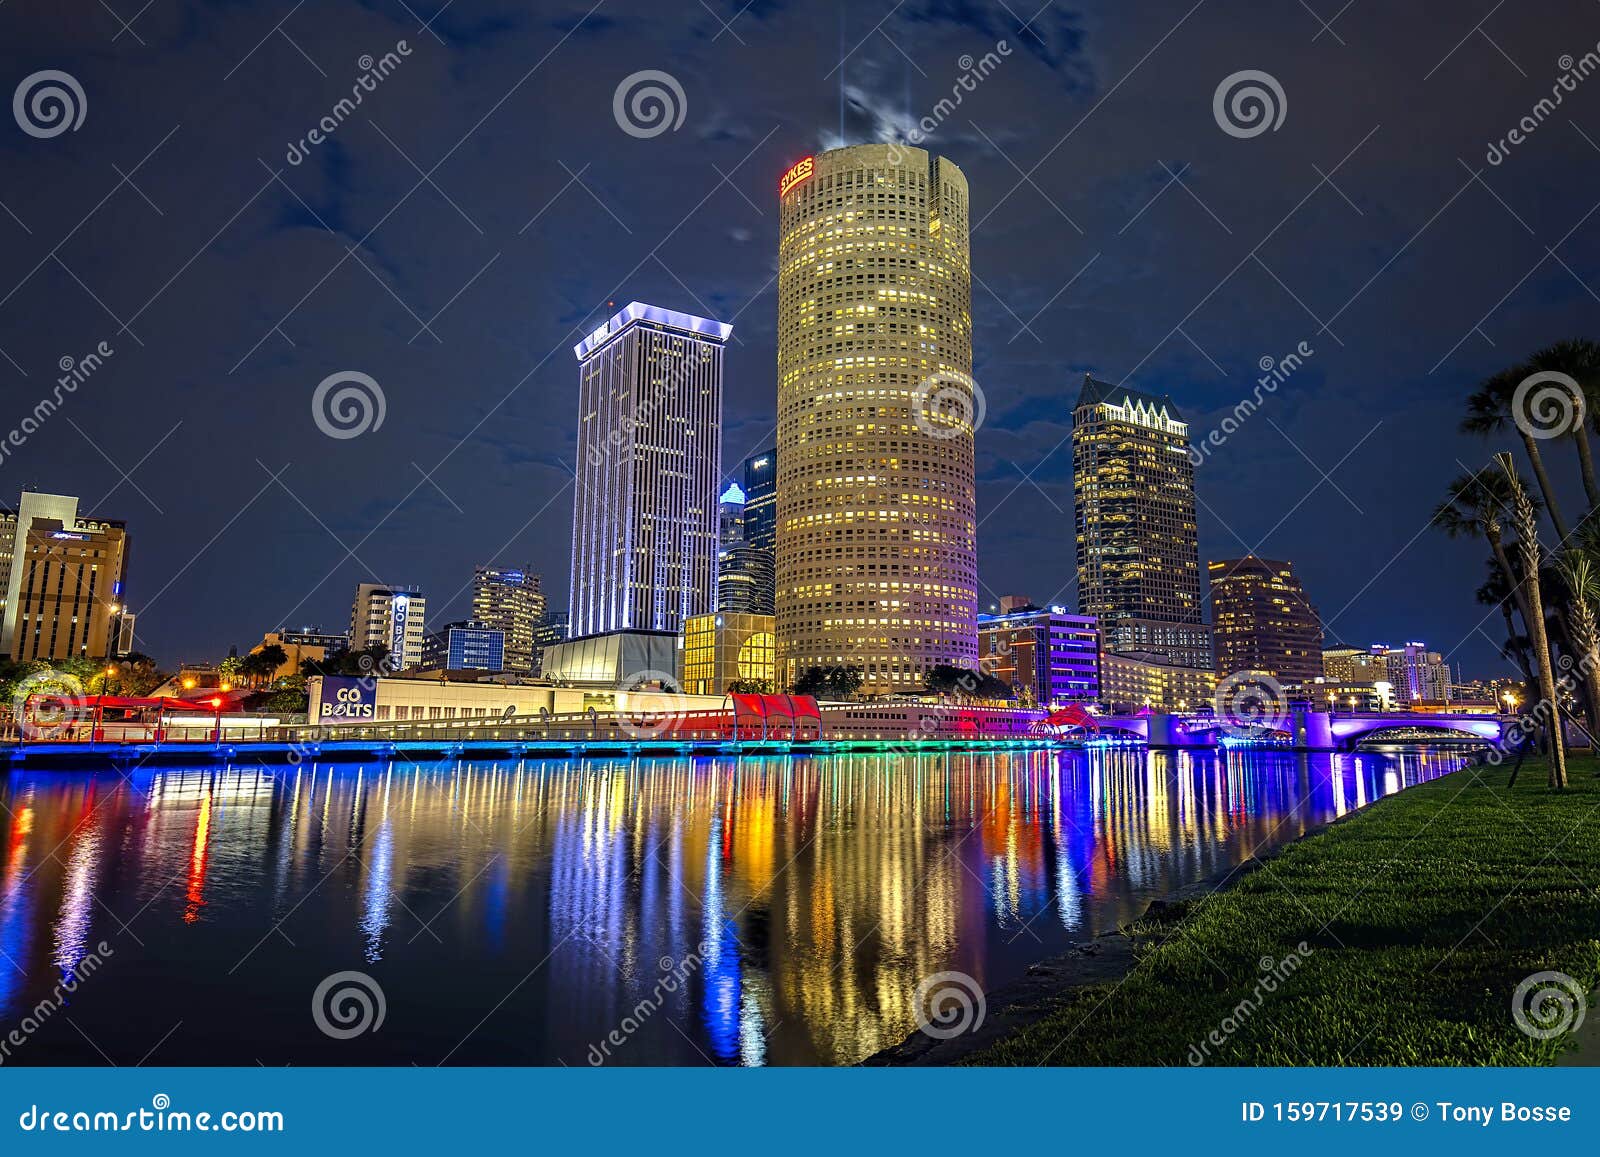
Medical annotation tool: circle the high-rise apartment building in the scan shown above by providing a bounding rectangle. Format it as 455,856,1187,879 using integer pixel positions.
470,566,545,674
1377,641,1450,704
349,583,427,670
775,144,978,694
0,493,130,662
1208,556,1323,686
1072,376,1209,668
570,301,729,638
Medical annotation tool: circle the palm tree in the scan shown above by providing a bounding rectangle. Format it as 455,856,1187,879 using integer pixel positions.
1474,565,1535,688
1556,552,1600,750
1465,370,1572,540
1432,470,1537,635
1499,452,1568,789
1525,339,1600,509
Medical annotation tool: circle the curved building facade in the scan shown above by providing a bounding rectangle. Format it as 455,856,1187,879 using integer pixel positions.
775,144,978,695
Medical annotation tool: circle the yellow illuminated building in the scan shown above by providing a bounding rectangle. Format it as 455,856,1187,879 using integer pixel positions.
775,144,977,694
1100,650,1217,713
681,612,776,694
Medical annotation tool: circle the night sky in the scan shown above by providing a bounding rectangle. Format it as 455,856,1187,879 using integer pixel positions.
3,0,1598,677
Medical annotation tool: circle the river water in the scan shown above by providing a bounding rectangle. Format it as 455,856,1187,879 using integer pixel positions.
0,746,1469,1066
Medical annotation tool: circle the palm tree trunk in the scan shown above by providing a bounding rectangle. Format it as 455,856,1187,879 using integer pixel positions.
1528,589,1569,788
1488,530,1535,640
1522,433,1573,540
1497,599,1537,687
1501,453,1569,789
1575,428,1600,510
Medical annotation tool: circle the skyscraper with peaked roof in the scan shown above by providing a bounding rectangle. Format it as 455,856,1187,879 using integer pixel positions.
1072,374,1210,669
774,144,978,695
569,301,729,639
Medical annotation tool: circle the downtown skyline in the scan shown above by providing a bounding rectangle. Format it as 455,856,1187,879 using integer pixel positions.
3,2,1599,674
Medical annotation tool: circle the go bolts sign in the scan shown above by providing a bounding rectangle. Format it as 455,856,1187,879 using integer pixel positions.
320,676,376,720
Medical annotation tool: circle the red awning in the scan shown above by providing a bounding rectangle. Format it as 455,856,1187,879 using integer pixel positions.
730,693,821,720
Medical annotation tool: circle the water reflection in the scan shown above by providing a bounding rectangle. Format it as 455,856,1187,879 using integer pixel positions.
0,746,1467,1066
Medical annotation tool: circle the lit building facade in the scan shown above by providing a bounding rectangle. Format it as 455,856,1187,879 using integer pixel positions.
2,499,129,662
470,566,545,674
775,144,978,694
1378,641,1450,704
1323,645,1374,683
255,628,349,679
1100,650,1217,713
717,545,776,616
535,609,569,651
570,301,729,638
1,492,130,661
977,603,1099,706
542,629,678,689
1208,555,1323,686
681,612,777,695
743,449,777,552
1072,376,1209,669
349,583,427,670
420,620,505,672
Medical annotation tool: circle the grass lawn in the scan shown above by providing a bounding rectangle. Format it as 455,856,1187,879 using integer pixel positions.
971,756,1600,1066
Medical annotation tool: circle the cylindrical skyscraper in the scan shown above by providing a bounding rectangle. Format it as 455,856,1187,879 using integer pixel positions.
775,144,978,695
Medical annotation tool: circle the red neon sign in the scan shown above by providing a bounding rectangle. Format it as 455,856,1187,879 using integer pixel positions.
779,156,814,197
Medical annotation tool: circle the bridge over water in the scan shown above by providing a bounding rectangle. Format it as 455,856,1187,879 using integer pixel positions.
1097,709,1509,751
